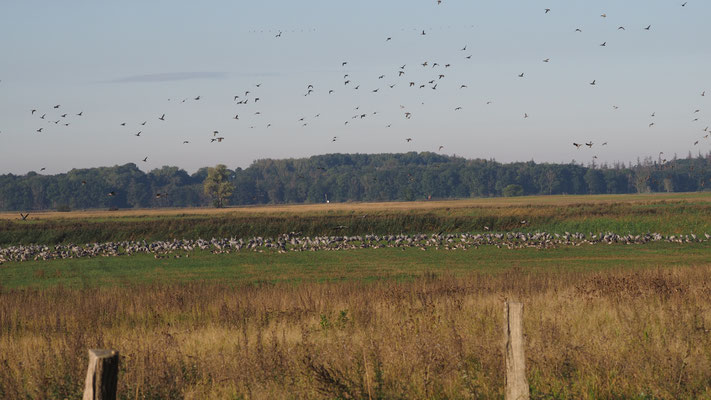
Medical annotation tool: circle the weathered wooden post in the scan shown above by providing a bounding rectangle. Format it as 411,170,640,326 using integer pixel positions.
83,349,119,400
504,301,529,400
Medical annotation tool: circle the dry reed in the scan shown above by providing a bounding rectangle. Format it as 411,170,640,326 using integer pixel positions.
1,266,711,399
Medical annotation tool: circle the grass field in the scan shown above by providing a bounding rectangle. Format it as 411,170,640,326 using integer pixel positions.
1,242,710,289
2,193,711,399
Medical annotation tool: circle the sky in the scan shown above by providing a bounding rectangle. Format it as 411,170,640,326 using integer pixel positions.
0,0,709,175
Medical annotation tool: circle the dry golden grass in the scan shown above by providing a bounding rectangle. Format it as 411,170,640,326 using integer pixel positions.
2,266,711,399
3,192,711,221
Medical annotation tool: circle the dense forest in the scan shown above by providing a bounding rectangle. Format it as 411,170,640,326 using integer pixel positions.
1,152,711,211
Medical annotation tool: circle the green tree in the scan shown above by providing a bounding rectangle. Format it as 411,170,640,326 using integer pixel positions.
502,184,524,197
203,164,235,208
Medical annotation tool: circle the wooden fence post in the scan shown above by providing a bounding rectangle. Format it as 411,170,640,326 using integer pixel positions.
83,349,119,400
504,301,529,400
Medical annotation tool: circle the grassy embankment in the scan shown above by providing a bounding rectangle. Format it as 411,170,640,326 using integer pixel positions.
2,192,711,246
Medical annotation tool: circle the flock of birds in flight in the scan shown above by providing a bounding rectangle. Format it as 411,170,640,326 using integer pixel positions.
4,1,707,182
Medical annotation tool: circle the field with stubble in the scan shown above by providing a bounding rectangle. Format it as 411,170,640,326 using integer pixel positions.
2,193,711,399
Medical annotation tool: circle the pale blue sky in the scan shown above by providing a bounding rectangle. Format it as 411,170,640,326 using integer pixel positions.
1,0,709,174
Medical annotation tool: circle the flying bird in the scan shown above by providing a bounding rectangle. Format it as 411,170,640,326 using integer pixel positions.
159,114,165,121
142,157,148,162
544,8,550,13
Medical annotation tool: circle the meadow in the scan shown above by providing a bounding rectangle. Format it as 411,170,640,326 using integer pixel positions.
2,193,711,399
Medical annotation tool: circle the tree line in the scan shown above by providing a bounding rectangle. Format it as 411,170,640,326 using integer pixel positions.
1,152,710,211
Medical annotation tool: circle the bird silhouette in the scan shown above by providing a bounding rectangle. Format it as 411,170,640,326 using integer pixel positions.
142,157,148,162
159,114,165,121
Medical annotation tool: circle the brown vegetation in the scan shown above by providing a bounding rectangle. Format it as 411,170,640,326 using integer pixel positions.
2,191,710,221
2,266,711,399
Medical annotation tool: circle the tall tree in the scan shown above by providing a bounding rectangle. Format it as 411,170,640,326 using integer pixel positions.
203,164,235,208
